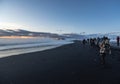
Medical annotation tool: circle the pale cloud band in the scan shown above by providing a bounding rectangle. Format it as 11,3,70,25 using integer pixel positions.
0,22,31,30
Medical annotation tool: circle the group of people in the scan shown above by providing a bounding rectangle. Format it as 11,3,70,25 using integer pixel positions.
82,36,111,65
82,38,97,46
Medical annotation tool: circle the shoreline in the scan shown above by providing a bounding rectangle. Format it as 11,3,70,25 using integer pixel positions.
0,41,120,84
0,42,73,58
0,39,119,59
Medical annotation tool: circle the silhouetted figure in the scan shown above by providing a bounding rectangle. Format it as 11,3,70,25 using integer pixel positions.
90,38,93,46
90,38,92,46
90,38,95,46
93,38,97,45
97,37,100,46
82,39,86,45
117,36,120,46
87,39,90,44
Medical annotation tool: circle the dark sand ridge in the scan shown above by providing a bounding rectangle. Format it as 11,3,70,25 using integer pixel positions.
0,41,120,84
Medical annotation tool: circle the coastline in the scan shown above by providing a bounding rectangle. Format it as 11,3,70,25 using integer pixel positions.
1,40,75,58
0,38,73,58
0,41,120,84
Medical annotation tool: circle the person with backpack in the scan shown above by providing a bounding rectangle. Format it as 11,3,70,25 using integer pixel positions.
99,38,111,64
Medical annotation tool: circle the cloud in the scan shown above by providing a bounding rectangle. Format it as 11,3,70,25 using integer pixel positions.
0,22,30,29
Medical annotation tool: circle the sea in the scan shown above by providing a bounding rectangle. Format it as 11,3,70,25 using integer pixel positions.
0,37,73,58
0,37,118,58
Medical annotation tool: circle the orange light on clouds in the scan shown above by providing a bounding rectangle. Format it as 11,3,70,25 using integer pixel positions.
0,36,35,39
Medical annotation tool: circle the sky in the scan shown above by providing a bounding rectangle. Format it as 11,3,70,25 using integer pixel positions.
0,0,120,34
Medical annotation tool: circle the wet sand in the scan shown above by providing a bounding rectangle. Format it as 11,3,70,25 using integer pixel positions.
0,40,120,84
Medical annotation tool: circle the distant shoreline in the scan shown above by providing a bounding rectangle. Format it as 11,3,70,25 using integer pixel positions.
0,36,40,38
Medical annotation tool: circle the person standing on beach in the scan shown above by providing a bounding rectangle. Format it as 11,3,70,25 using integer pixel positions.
90,38,94,46
117,36,120,46
97,37,100,46
99,38,111,64
99,42,106,64
87,38,90,44
82,39,86,45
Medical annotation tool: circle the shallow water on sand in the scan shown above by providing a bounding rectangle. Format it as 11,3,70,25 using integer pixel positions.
0,37,73,58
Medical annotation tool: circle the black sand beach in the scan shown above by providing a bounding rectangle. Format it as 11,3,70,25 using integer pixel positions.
0,41,120,84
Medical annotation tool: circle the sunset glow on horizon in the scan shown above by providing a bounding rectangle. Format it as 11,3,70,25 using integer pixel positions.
0,0,120,34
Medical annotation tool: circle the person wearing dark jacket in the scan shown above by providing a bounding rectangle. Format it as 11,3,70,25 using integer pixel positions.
117,36,120,46
82,39,86,45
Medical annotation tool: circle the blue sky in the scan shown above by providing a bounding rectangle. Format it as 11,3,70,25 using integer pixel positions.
0,0,120,34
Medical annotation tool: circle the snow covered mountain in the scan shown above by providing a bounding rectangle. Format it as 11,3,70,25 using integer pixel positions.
85,32,120,40
0,29,119,40
0,29,63,39
0,29,31,36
